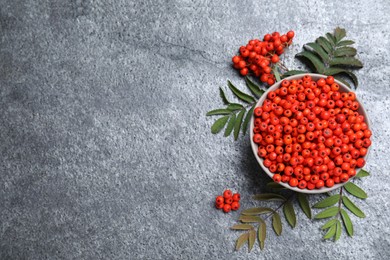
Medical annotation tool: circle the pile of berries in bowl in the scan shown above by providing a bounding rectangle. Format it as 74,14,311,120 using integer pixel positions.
250,74,372,193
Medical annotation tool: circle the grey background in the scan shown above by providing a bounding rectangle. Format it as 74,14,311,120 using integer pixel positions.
1,0,389,259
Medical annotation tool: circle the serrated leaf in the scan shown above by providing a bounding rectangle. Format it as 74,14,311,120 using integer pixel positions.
272,212,282,236
356,169,370,178
231,224,253,230
253,193,286,201
206,109,232,116
241,207,274,215
219,87,230,105
337,40,355,47
314,206,339,219
227,80,256,104
248,230,256,252
304,42,329,62
266,182,286,190
316,36,333,54
326,33,336,45
326,69,358,87
242,105,255,135
235,233,249,251
323,224,337,240
227,103,244,111
258,221,266,250
282,70,308,78
334,76,351,88
334,46,357,57
245,76,264,97
340,209,354,236
342,196,366,218
273,66,281,82
313,195,340,208
239,215,263,223
296,51,325,74
297,193,312,219
283,201,296,227
211,116,229,134
329,57,363,68
234,109,245,140
344,182,368,199
321,219,337,230
335,220,342,241
224,114,236,137
334,27,346,42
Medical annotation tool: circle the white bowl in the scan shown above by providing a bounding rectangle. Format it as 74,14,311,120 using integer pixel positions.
250,73,371,194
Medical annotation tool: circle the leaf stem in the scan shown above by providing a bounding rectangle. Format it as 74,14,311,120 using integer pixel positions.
263,193,295,221
336,187,343,219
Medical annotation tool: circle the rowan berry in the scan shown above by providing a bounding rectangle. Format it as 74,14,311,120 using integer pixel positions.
232,193,241,202
231,202,240,211
223,204,231,213
223,190,233,199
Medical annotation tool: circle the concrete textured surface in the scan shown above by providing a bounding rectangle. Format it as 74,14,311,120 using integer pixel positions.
1,0,390,259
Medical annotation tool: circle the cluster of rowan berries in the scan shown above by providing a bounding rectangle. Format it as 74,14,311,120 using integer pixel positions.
215,190,241,213
253,75,372,190
232,31,295,85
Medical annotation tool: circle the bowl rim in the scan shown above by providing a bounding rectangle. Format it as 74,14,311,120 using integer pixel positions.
250,73,371,194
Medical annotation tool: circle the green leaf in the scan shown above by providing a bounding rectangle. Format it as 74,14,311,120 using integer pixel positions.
314,206,339,219
335,220,342,241
206,109,231,116
329,57,363,68
239,215,263,223
297,193,312,219
272,212,282,236
227,80,256,104
316,36,333,54
344,182,368,199
242,105,255,135
241,207,274,215
321,219,337,230
248,230,256,252
266,182,286,190
235,232,249,251
258,221,266,250
312,195,340,208
245,77,264,97
273,66,281,82
334,46,357,57
342,196,366,218
282,70,308,78
323,224,337,240
224,114,236,137
326,69,358,87
231,224,253,230
296,51,325,74
356,169,370,178
334,76,351,88
340,209,354,236
283,201,296,228
211,116,229,134
253,193,286,201
227,103,244,111
219,87,230,105
334,27,346,42
337,40,355,47
304,42,329,62
326,33,336,45
234,109,245,140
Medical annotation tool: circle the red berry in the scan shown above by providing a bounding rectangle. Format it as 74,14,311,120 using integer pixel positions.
232,193,241,202
223,190,233,199
216,203,224,209
287,31,295,39
216,196,224,205
224,197,233,204
231,202,240,211
223,204,231,213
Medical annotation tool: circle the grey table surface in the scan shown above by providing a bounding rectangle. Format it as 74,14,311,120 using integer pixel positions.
1,0,390,259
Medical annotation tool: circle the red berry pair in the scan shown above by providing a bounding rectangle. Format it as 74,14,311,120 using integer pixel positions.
232,31,295,85
215,190,241,213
